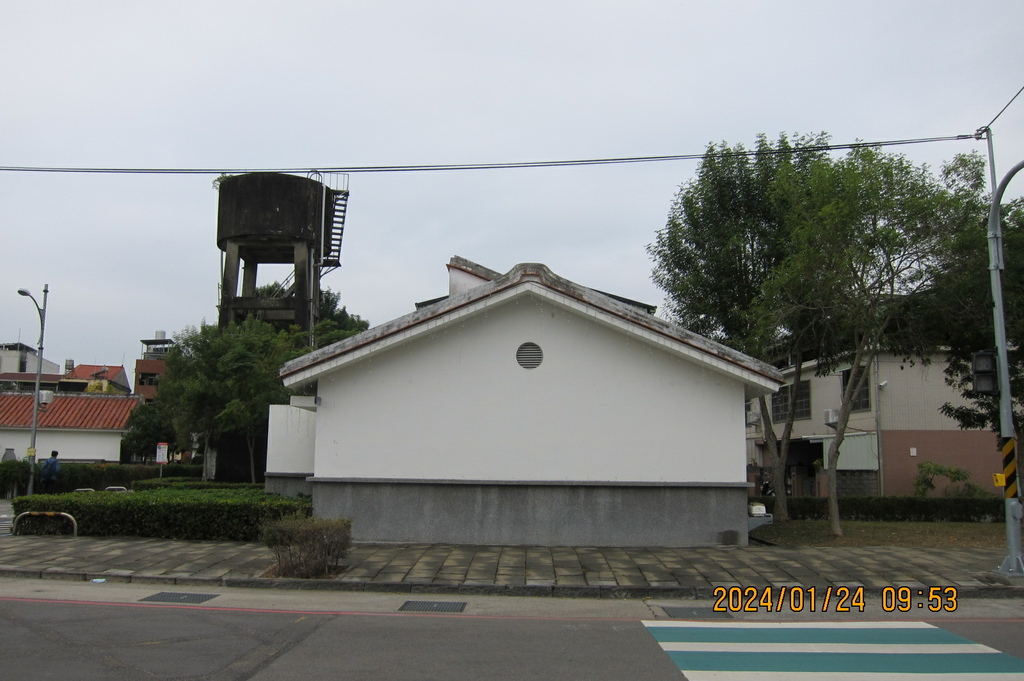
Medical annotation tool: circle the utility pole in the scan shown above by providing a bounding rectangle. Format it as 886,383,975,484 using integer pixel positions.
980,134,1024,574
17,284,48,496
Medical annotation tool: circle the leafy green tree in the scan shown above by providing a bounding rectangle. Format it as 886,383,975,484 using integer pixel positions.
649,133,829,521
159,323,233,480
120,402,177,462
761,146,962,536
313,288,370,347
918,154,1024,434
215,317,294,482
253,284,369,348
151,290,368,482
159,318,302,482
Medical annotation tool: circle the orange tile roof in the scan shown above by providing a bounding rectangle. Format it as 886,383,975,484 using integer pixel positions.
0,393,141,431
67,364,129,381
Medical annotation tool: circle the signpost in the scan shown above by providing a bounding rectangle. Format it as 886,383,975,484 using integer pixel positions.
156,442,168,477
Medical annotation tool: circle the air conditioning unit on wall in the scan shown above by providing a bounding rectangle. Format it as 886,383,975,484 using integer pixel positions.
824,408,840,427
745,411,761,426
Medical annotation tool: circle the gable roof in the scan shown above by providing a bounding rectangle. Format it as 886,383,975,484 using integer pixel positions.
67,364,129,382
281,257,784,397
0,393,141,431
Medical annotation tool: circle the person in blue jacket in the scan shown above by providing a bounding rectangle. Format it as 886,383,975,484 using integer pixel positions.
40,450,60,494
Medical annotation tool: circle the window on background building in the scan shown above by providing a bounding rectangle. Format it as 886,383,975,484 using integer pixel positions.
841,368,871,412
138,373,159,387
772,380,811,422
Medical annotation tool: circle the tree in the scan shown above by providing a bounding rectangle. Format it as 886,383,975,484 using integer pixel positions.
142,291,369,482
120,402,177,462
253,284,370,348
921,157,1024,434
215,317,295,482
648,133,830,521
159,323,233,480
761,146,960,536
312,288,370,347
159,318,303,482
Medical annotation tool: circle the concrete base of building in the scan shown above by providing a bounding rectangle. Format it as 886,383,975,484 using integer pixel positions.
308,478,750,547
265,472,314,498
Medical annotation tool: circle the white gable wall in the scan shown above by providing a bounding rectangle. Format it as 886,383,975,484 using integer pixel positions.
0,429,123,462
313,292,745,484
267,404,316,474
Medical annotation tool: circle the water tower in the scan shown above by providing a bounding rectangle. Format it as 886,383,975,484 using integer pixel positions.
216,172,348,334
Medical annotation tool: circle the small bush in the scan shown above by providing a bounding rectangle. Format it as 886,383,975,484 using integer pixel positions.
263,515,353,578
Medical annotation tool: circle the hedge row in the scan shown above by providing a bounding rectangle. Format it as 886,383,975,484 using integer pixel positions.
131,478,264,492
11,488,311,541
756,496,1005,522
0,461,202,497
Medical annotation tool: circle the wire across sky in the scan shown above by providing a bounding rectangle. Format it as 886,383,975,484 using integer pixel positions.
0,134,978,176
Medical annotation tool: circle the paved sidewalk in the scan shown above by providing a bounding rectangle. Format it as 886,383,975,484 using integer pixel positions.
1,496,1022,598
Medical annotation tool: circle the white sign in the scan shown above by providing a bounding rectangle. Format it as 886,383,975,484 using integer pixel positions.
156,442,168,464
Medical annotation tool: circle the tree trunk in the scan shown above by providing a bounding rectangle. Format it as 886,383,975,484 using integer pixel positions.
248,431,257,484
826,350,875,537
201,437,211,482
758,395,788,522
826,436,844,537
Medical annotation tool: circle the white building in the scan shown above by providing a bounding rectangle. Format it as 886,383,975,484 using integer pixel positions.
0,393,141,463
267,257,782,546
0,343,59,375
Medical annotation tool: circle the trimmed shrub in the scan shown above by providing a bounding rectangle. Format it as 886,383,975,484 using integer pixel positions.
0,460,31,497
9,462,201,493
11,489,310,541
263,515,353,578
132,478,263,492
755,496,1004,523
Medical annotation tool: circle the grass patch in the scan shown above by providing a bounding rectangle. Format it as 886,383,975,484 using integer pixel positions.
751,520,1010,549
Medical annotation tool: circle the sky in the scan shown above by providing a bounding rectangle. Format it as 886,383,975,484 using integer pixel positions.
2,1,1023,385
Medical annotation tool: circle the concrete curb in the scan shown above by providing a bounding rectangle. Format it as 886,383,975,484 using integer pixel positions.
4,565,1024,599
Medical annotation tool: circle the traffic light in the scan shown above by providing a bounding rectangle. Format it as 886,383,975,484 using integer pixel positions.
972,350,999,396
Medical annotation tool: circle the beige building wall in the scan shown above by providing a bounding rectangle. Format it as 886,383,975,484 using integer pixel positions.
747,353,999,496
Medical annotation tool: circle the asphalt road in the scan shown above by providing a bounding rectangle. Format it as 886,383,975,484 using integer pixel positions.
3,578,1024,680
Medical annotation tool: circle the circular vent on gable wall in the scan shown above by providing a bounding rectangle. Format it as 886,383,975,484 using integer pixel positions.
516,342,543,369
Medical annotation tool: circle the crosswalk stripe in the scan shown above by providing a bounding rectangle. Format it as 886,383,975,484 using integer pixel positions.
677,672,1024,681
659,642,997,654
644,621,937,628
643,621,1024,678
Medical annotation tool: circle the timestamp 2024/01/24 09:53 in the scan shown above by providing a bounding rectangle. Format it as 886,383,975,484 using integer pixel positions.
711,585,959,614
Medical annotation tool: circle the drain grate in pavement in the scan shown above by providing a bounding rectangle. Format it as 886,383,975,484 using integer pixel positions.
661,606,732,620
140,592,220,604
398,600,467,613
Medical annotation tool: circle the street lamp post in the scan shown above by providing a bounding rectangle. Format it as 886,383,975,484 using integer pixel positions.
17,284,48,496
984,160,1024,576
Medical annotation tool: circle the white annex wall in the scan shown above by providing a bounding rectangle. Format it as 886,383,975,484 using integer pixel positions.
313,292,746,483
266,405,316,474
0,429,123,462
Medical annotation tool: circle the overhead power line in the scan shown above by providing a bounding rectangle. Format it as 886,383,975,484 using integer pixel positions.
0,134,976,176
986,83,1024,129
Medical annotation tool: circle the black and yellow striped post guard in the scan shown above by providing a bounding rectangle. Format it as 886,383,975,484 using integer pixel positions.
1002,437,1019,499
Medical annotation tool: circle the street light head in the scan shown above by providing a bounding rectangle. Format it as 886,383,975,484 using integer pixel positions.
18,289,30,297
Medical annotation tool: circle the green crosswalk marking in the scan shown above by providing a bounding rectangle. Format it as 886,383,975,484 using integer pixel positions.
644,621,1024,676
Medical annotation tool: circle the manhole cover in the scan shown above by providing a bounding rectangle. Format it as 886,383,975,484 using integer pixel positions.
139,592,220,604
661,606,732,620
398,600,467,613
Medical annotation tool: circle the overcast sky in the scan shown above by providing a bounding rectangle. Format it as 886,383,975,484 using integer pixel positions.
2,1,1023,383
